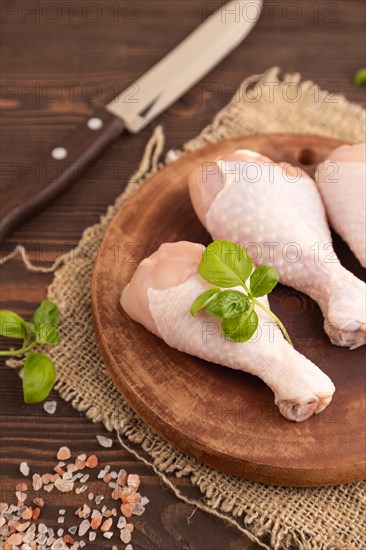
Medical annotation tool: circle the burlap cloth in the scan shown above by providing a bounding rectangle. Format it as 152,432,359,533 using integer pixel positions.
3,68,366,549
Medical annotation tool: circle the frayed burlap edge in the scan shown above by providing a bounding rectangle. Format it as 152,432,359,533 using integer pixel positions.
2,68,365,550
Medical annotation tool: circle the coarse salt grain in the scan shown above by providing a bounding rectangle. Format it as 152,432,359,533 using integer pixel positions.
54,478,73,493
100,518,113,532
32,507,41,519
85,455,98,468
127,474,140,491
20,462,30,476
7,533,23,545
96,435,113,448
103,531,113,539
23,530,35,543
132,503,145,516
21,507,33,520
120,527,132,543
15,520,30,532
121,503,133,518
57,447,71,461
42,473,53,484
43,401,57,414
117,516,126,529
32,473,42,491
75,459,85,470
78,519,90,537
15,491,27,502
117,469,128,486
51,539,66,550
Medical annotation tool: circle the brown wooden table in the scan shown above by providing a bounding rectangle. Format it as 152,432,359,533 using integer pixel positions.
1,1,364,548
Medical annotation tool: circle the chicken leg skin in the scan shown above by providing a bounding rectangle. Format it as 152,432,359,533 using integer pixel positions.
121,242,335,422
189,150,366,349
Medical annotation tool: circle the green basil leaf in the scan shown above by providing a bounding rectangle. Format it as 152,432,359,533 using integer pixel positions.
22,353,56,404
222,309,259,343
249,265,279,297
190,288,221,317
199,240,253,288
25,322,35,334
34,324,61,346
31,300,60,327
353,68,366,86
205,290,251,319
0,310,27,339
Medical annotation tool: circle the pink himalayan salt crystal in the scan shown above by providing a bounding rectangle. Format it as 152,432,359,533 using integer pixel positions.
57,446,71,461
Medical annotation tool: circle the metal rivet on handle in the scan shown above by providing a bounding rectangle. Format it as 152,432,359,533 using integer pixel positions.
52,147,68,160
87,117,103,130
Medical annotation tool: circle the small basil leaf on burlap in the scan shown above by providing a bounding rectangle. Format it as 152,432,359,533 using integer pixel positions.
249,265,279,297
205,290,251,319
34,324,61,346
190,288,221,317
31,300,60,327
199,240,253,288
22,353,56,404
0,310,27,339
222,309,259,343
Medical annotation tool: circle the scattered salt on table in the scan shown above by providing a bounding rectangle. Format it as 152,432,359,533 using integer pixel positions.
96,434,113,448
43,401,57,414
19,462,30,476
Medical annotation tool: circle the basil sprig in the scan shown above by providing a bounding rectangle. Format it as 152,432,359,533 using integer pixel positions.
0,300,60,403
191,241,292,345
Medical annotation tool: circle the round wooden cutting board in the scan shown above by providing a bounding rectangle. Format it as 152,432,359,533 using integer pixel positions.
92,134,365,487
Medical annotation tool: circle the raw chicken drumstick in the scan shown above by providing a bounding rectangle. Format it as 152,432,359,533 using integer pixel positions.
121,241,335,422
316,143,366,268
189,150,366,349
